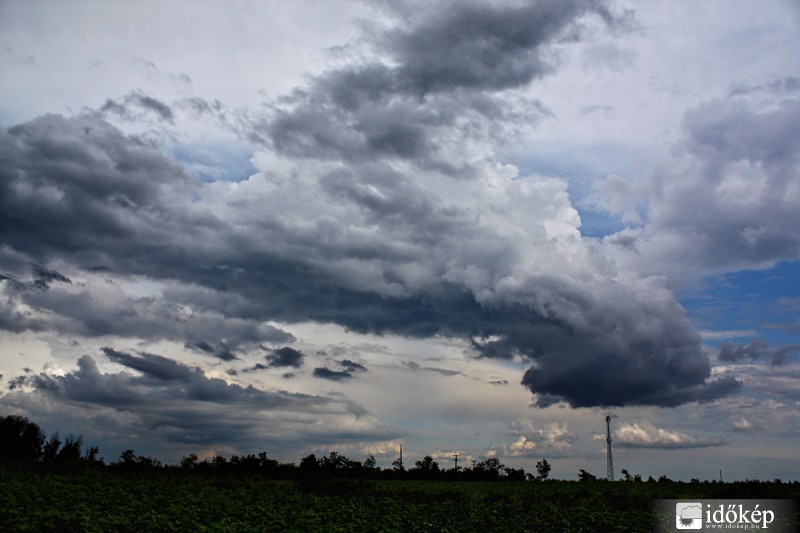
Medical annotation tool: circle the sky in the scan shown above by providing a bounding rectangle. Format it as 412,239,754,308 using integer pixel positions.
0,0,798,481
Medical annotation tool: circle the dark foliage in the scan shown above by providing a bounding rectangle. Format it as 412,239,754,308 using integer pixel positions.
0,415,45,463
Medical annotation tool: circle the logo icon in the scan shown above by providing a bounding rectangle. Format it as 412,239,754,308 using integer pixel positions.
676,502,703,529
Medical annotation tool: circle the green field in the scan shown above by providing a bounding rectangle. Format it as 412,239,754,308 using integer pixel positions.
2,468,798,532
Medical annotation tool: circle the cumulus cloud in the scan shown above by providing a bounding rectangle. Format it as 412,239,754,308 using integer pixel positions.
375,0,620,95
732,417,755,431
604,93,800,281
615,422,726,449
504,420,574,457
266,347,305,368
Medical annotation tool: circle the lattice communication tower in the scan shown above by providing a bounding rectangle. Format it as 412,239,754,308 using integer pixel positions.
606,415,614,481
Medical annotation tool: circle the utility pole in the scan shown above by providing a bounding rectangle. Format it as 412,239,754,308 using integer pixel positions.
399,445,403,470
453,452,460,471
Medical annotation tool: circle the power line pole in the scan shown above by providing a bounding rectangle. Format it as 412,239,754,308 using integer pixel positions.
606,415,614,481
453,452,460,471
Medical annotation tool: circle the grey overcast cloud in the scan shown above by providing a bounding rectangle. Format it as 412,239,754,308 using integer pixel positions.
1,0,798,480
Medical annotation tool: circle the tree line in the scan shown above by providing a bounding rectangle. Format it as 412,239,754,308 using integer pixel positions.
4,414,786,484
1,415,558,481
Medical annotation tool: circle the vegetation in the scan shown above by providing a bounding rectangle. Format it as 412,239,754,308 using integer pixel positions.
2,415,798,532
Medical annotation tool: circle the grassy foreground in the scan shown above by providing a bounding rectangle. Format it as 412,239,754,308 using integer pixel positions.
1,468,798,532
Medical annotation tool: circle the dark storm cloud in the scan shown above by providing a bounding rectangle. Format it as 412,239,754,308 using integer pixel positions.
266,347,305,368
0,112,195,261
313,367,354,382
516,279,741,407
378,0,618,94
0,263,71,293
0,0,733,410
30,264,71,289
264,0,619,167
29,355,146,407
7,375,28,391
0,111,727,405
101,347,194,382
719,340,799,366
0,271,295,350
22,347,326,409
339,359,367,373
185,341,239,361
0,348,394,460
522,355,741,408
312,358,368,381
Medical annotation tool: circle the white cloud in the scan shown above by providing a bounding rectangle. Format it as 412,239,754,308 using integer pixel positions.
503,420,574,457
699,330,759,341
615,421,725,449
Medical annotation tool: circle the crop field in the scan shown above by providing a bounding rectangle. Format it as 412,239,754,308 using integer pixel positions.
2,468,798,532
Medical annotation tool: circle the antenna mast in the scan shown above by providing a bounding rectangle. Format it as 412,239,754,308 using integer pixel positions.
606,415,614,481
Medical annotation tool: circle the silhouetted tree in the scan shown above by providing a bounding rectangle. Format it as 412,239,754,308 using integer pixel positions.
319,451,361,473
42,432,61,463
181,453,199,469
84,445,102,465
112,449,160,471
535,458,551,480
504,467,526,481
299,454,319,473
472,457,505,480
0,415,44,463
578,469,597,482
621,468,632,481
258,451,279,471
57,434,84,464
135,454,161,469
413,456,440,473
119,449,137,465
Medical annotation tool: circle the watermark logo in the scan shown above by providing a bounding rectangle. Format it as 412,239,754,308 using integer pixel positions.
655,499,797,532
676,502,702,529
